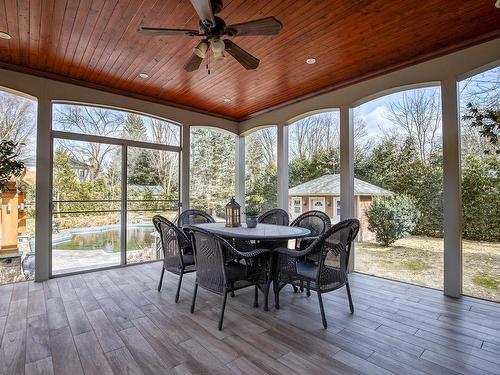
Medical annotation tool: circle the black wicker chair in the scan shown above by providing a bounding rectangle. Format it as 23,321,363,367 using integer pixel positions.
290,210,331,250
153,215,196,303
258,208,290,226
185,226,269,330
177,209,215,227
274,218,360,329
290,210,331,293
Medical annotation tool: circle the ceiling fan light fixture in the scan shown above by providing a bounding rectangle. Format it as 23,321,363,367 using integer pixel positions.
0,31,11,40
210,38,225,52
193,40,208,58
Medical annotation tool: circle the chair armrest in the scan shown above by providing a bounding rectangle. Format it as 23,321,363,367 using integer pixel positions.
274,247,310,258
227,246,269,259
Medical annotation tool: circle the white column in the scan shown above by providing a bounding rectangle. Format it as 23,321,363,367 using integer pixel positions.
442,77,462,298
35,98,52,281
277,122,289,211
180,124,190,211
235,135,245,213
340,105,355,272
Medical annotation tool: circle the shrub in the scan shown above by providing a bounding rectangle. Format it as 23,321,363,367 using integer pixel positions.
366,195,420,246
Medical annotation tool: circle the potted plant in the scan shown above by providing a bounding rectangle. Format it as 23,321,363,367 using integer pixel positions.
0,140,25,192
245,207,260,228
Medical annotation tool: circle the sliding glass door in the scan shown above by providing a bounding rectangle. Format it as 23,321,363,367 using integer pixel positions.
126,147,179,264
51,103,181,276
52,139,122,274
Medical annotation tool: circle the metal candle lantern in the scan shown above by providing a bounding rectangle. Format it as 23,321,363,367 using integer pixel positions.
225,197,241,227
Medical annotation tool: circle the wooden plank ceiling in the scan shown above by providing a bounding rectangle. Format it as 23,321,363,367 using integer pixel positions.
0,0,499,120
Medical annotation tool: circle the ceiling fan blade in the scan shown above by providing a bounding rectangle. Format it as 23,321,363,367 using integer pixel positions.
224,40,259,70
138,26,200,36
190,0,216,27
225,17,283,36
184,53,204,72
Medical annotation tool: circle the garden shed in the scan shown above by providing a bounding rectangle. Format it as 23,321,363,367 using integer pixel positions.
289,174,393,241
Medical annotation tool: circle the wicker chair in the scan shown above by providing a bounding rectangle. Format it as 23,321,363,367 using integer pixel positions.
290,210,331,293
185,226,269,330
177,209,215,227
153,215,196,303
258,208,290,226
274,218,360,329
290,210,331,250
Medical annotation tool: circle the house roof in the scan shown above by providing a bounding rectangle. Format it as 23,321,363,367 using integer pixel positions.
289,174,393,196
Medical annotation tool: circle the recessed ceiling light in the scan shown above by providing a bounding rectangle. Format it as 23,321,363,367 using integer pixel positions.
0,31,11,40
306,57,317,65
138,73,149,79
496,0,500,8
223,97,231,103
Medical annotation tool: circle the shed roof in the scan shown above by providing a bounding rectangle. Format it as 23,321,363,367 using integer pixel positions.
289,174,393,196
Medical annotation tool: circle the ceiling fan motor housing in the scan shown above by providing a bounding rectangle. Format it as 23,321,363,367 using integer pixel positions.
199,16,226,36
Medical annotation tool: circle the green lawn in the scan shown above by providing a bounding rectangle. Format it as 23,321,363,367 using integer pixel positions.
354,236,500,302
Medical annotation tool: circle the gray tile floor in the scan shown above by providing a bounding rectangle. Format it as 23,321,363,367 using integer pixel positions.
1,261,499,375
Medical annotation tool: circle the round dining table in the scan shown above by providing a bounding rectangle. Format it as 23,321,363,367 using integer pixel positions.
191,222,311,311
192,222,310,241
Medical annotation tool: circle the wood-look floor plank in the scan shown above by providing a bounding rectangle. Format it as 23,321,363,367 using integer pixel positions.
131,316,187,368
85,308,124,353
4,298,28,333
0,329,26,375
0,283,13,317
43,279,60,300
25,356,54,375
227,356,270,375
45,298,69,336
63,299,93,336
26,314,51,364
105,347,145,375
49,326,84,375
179,338,235,375
118,326,175,375
73,330,114,375
28,290,47,318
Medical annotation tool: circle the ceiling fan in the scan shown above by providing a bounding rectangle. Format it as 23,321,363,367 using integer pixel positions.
138,0,283,72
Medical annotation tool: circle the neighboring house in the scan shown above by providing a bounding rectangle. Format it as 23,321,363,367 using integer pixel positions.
69,159,91,183
288,174,393,241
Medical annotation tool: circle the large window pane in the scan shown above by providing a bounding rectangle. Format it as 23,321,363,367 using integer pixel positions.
190,127,235,220
459,67,500,302
127,147,179,264
288,111,340,221
353,87,444,289
245,127,277,213
53,103,180,146
52,139,121,274
0,90,37,284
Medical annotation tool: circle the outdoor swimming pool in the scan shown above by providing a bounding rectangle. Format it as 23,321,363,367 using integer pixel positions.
52,225,156,252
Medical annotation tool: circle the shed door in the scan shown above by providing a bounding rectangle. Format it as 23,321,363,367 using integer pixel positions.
309,197,326,213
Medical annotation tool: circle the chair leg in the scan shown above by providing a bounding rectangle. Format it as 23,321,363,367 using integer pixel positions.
292,285,299,293
190,282,198,314
157,267,165,291
346,282,354,313
175,270,184,303
264,278,271,311
318,291,327,329
218,291,228,331
231,290,235,298
253,285,259,308
274,282,280,309
306,281,311,297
